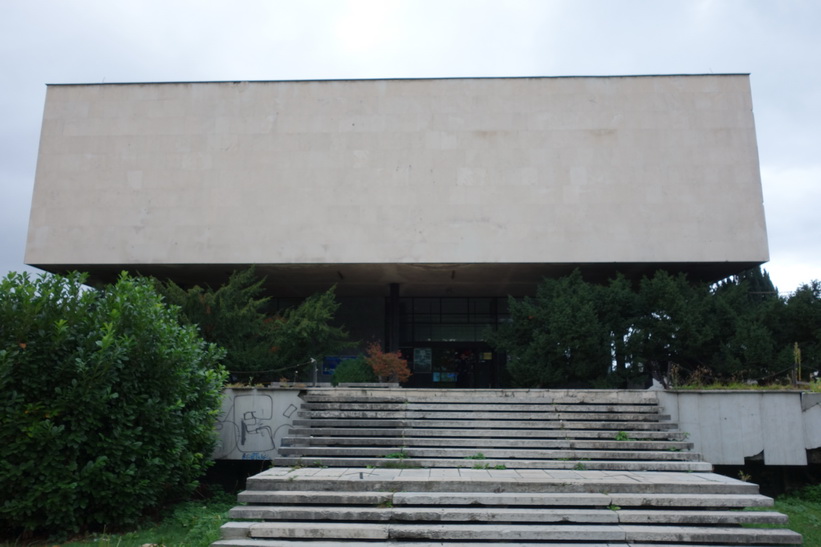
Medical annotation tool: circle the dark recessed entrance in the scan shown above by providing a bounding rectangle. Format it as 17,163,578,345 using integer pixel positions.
395,297,509,388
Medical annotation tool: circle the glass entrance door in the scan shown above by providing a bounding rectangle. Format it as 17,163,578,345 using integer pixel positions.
402,343,496,388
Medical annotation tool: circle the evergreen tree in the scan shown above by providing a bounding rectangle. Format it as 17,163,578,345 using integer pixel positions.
630,271,713,382
779,281,821,380
155,267,350,380
708,268,782,380
491,271,610,387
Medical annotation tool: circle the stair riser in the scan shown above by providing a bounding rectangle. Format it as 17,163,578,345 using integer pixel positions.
302,403,661,413
229,506,788,525
271,457,710,471
234,523,800,544
302,389,660,404
286,427,689,440
298,411,671,421
244,477,757,495
283,437,694,451
291,419,677,430
278,448,701,461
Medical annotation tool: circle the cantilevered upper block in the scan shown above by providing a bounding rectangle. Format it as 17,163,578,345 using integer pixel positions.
25,75,768,290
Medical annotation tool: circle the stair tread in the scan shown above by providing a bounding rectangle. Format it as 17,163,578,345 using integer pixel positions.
229,505,788,524
292,419,677,429
233,522,801,543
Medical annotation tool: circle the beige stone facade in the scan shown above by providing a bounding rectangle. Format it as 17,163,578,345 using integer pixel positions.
26,75,767,295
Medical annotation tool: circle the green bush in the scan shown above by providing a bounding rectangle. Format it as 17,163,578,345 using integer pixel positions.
331,356,376,385
0,271,227,537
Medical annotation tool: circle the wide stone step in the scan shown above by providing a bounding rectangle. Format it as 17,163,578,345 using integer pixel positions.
238,490,771,508
230,506,620,523
302,402,661,413
272,456,711,471
287,427,689,440
301,388,660,405
283,436,694,451
291,419,677,430
216,543,795,547
229,505,787,525
216,542,794,547
221,521,801,544
298,410,670,421
278,446,701,461
244,468,756,495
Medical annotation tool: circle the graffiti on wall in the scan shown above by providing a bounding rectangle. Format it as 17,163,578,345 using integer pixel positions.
213,389,301,460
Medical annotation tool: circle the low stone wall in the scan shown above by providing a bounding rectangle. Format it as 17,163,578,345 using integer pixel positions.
212,387,302,461
657,390,821,466
212,387,821,465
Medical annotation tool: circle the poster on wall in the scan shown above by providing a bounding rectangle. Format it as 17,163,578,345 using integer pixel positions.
414,347,432,373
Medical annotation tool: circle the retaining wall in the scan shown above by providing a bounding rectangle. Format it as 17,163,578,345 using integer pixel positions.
212,388,821,465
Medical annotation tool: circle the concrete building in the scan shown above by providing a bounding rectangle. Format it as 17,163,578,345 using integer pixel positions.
25,75,768,386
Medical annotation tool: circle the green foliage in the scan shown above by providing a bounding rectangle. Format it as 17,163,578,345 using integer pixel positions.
0,271,227,537
490,270,610,387
155,267,273,375
155,268,351,380
779,281,821,380
331,356,377,385
272,287,352,379
491,267,821,388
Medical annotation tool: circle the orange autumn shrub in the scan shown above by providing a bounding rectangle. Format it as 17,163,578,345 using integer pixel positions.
365,342,412,383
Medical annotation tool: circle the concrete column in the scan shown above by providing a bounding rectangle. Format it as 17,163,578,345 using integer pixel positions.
386,283,400,352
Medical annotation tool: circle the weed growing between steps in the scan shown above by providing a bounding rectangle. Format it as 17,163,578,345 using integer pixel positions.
380,450,423,468
380,461,423,469
472,463,507,470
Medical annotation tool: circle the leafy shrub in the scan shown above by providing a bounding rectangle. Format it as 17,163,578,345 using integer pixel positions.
331,356,376,385
365,342,411,383
0,271,227,537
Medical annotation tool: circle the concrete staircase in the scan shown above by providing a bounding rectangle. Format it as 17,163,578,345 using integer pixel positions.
214,388,802,546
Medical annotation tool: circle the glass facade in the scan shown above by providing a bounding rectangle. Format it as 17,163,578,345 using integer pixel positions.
398,297,509,388
398,297,509,344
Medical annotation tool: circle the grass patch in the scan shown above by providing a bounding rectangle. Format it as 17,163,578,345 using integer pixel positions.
25,491,237,547
674,381,821,392
745,484,821,545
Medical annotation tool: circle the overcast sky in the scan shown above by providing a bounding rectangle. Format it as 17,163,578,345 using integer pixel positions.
1,0,819,294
